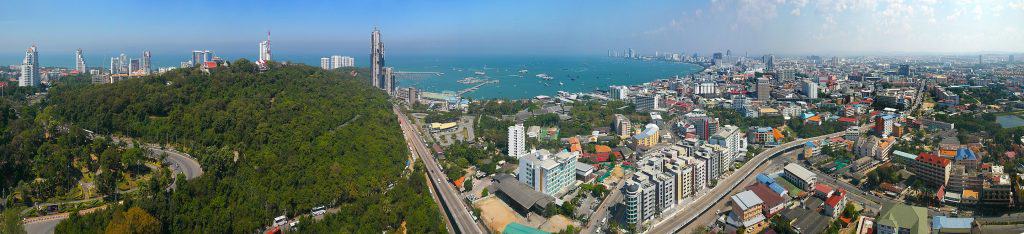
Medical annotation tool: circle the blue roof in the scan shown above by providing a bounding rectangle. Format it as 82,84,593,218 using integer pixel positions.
801,112,816,119
756,127,772,133
504,222,550,234
768,183,788,195
881,114,897,120
805,141,816,147
756,173,775,185
893,150,918,160
932,216,973,230
955,148,977,161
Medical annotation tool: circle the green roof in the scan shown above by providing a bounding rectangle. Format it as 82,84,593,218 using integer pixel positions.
876,203,929,234
503,222,550,234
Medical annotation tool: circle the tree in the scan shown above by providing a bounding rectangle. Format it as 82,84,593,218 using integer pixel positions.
481,188,489,197
105,207,160,234
1,208,26,234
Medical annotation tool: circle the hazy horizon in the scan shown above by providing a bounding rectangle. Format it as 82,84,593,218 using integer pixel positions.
2,0,1023,57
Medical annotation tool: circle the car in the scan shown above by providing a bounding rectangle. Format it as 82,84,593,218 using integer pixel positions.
311,206,326,216
273,215,288,227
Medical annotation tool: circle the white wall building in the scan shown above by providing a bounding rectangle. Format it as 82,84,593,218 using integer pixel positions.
517,149,579,196
19,45,40,87
508,123,526,157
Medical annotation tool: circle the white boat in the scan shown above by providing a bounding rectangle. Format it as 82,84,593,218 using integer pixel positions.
474,71,486,76
535,73,553,80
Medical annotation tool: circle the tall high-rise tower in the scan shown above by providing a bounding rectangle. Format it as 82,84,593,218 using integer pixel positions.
508,123,526,157
119,53,129,73
19,45,40,87
370,27,386,91
75,48,86,73
383,67,394,94
142,51,152,75
259,31,272,63
110,57,120,74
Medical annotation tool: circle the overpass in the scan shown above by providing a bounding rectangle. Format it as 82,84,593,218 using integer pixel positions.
646,130,847,233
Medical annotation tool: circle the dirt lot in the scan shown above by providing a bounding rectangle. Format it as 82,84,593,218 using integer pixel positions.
474,196,521,233
539,215,577,233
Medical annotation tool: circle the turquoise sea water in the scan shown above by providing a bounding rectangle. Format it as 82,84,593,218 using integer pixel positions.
3,53,701,99
391,56,702,99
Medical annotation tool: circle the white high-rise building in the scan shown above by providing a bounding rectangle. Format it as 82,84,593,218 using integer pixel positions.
75,48,86,73
19,45,40,87
142,51,152,75
320,57,331,70
710,125,743,162
383,67,395,94
516,149,579,196
330,55,354,68
259,31,272,62
802,79,818,99
508,123,526,157
110,57,120,74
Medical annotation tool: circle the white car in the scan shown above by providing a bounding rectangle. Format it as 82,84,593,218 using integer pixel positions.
311,206,326,216
273,215,288,227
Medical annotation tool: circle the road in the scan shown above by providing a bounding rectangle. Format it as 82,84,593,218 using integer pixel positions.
22,135,203,234
584,180,627,233
646,131,846,234
394,106,484,234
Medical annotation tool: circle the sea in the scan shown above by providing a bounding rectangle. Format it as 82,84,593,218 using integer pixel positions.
2,53,702,99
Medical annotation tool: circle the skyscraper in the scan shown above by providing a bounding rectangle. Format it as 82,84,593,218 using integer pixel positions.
110,57,120,74
370,27,386,91
508,123,526,157
756,78,772,100
259,31,272,63
764,54,775,71
75,48,86,73
802,80,818,99
1010,55,1016,64
19,45,40,87
320,57,331,70
119,53,129,73
383,67,395,94
142,51,152,75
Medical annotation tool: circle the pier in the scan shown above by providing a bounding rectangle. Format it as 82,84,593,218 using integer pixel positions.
457,80,499,96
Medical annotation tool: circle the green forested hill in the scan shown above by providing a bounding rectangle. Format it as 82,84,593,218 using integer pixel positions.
46,60,444,233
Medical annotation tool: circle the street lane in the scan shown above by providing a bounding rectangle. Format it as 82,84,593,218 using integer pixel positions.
394,106,484,234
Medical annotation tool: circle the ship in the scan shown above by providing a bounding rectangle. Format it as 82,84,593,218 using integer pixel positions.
535,73,553,80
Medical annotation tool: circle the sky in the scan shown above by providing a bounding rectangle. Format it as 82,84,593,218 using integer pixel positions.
1,0,1023,60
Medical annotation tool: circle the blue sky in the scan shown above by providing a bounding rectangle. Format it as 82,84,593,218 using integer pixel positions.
1,0,1023,57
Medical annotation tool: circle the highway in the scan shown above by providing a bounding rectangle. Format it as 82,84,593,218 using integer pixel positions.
646,131,846,233
393,106,484,234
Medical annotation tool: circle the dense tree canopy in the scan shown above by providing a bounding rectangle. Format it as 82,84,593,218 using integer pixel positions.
44,61,443,233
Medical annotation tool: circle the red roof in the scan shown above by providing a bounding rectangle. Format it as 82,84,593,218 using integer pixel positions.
814,184,834,195
747,184,785,208
838,117,857,123
916,152,950,167
825,191,845,207
204,61,218,68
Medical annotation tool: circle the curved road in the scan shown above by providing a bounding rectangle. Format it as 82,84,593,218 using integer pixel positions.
22,136,203,234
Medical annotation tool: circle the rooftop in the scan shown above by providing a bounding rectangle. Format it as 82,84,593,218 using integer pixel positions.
732,190,764,211
876,203,929,234
785,163,816,182
932,216,973,230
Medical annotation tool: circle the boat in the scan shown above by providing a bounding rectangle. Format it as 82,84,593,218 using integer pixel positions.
518,69,529,73
559,82,564,86
474,71,486,76
535,73,553,80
